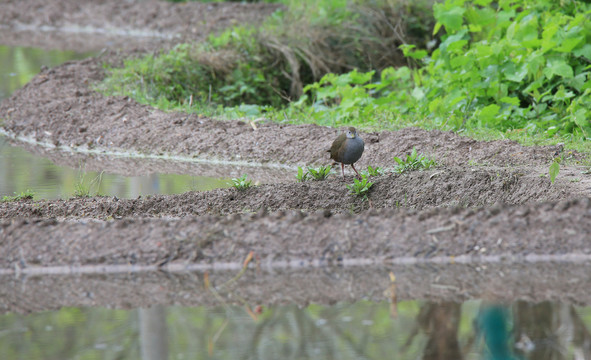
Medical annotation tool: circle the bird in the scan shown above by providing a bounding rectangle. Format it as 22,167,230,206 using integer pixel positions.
328,127,365,178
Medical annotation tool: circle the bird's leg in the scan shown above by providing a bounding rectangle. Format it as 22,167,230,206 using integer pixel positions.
341,163,345,178
351,164,362,179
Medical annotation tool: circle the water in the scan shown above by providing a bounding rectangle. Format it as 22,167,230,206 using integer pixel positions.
0,300,589,359
0,44,231,199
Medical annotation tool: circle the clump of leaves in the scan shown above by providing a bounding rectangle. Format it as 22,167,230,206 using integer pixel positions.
231,174,253,191
295,166,309,182
1,189,35,202
363,165,384,177
347,175,374,199
393,147,436,174
307,165,332,180
295,165,332,181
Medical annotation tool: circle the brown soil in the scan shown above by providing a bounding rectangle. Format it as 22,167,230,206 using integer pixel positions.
2,0,591,312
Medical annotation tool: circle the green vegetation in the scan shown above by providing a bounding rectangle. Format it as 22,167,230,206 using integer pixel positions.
306,165,332,181
230,174,253,190
393,148,437,174
73,171,104,198
363,165,385,177
549,159,560,184
295,166,309,182
295,165,333,181
98,0,591,154
1,189,35,202
347,175,374,198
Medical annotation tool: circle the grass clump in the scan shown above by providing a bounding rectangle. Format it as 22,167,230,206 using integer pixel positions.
347,175,374,199
295,166,309,182
1,189,35,202
295,165,333,181
307,165,332,181
363,165,384,177
393,147,436,174
230,174,253,191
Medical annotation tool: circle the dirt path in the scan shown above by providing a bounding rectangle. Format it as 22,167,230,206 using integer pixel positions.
2,0,591,311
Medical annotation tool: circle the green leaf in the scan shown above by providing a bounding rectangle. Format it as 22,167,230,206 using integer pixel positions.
478,104,500,123
555,36,584,53
433,4,466,33
574,44,591,61
549,161,560,184
500,96,520,106
543,60,573,79
574,108,588,129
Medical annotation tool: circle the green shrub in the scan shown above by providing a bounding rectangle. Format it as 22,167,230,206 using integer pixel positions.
297,0,591,139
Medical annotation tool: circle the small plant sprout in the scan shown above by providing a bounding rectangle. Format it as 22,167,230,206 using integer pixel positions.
231,174,253,191
1,189,35,202
393,147,436,174
295,166,309,182
549,158,560,184
307,165,332,181
347,175,374,199
363,165,384,177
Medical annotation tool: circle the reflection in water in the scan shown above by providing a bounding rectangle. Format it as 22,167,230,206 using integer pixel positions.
0,135,231,199
0,45,232,199
0,300,589,360
0,45,93,100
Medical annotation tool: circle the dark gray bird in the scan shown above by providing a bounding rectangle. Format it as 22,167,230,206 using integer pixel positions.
328,127,364,178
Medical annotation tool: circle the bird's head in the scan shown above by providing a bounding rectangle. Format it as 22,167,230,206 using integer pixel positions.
346,127,358,139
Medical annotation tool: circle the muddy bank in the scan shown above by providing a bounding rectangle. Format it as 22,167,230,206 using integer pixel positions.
0,0,281,52
2,261,591,314
2,198,591,271
0,167,586,219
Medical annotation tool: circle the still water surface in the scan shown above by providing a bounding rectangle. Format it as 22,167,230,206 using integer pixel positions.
0,44,230,199
1,300,590,359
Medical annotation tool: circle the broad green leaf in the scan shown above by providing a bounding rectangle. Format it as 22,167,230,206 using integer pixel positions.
555,36,584,53
574,44,591,61
500,97,520,106
478,104,500,123
574,108,588,129
433,4,466,33
543,60,573,79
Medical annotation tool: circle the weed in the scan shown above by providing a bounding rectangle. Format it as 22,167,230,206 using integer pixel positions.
1,189,35,202
393,148,436,174
73,171,104,198
363,165,384,177
295,166,309,182
549,158,560,184
231,174,253,191
307,165,332,181
347,175,374,199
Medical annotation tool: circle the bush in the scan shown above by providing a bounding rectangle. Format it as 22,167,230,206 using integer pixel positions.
297,0,591,139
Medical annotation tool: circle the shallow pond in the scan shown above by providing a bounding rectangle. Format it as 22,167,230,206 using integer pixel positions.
0,45,233,199
1,300,589,360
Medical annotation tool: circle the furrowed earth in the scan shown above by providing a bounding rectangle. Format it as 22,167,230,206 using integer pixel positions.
2,0,591,312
